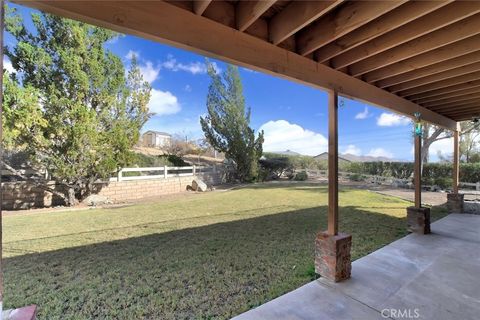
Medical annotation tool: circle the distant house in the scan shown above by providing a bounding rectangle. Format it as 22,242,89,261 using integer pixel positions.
142,131,171,148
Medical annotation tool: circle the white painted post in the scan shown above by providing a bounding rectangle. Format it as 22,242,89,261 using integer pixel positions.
117,169,123,182
476,182,480,191
193,165,196,176
164,165,168,179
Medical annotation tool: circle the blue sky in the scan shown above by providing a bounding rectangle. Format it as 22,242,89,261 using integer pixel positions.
5,3,454,161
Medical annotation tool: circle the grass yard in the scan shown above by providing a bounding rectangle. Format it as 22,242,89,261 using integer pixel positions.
4,182,447,319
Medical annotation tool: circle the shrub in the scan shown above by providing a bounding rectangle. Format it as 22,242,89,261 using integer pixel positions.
259,157,294,181
294,171,308,181
348,173,366,182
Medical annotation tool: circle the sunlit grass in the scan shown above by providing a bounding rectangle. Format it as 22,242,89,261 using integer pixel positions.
4,182,447,319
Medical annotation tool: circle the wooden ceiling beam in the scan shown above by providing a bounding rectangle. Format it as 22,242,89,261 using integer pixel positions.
422,93,480,108
441,107,480,117
349,13,480,77
399,72,480,98
429,99,480,111
296,1,405,57
314,1,450,63
193,0,212,16
236,0,276,32
269,0,342,45
375,51,480,88
12,0,456,130
388,62,480,94
414,85,480,105
407,80,480,101
363,34,480,83
331,2,480,70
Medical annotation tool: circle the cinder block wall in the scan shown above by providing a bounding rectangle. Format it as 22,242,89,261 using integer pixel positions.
2,171,224,210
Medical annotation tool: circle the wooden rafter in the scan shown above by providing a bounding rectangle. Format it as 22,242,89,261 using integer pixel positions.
193,0,212,15
408,79,480,101
269,0,342,45
349,13,480,77
429,99,480,111
376,51,480,88
422,93,480,108
331,1,480,70
415,85,480,105
399,72,480,98
314,0,450,63
387,62,480,93
236,0,276,32
363,34,480,83
296,1,405,57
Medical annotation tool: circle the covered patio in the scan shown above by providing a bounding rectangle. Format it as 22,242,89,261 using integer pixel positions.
234,213,480,320
2,0,480,319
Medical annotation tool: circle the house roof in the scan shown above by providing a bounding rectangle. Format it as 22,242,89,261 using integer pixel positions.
143,130,171,137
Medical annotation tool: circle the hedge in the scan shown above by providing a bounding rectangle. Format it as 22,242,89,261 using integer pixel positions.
343,161,480,184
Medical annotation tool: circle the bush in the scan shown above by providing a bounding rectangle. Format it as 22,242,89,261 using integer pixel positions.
259,157,294,181
294,171,308,181
348,173,366,182
131,153,189,168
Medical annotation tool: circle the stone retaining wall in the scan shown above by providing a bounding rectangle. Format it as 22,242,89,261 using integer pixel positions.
2,171,224,210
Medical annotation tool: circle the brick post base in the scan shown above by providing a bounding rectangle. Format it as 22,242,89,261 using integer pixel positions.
447,193,464,213
315,231,352,282
407,206,431,234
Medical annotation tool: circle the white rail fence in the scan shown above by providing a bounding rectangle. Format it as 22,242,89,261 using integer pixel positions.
110,165,220,182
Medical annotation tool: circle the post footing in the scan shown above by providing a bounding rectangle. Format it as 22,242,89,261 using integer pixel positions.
315,231,352,282
447,193,464,213
407,206,430,234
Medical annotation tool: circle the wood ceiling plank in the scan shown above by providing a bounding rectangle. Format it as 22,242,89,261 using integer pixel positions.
375,51,480,88
429,99,480,111
269,0,342,45
193,0,212,15
363,34,480,83
315,1,450,63
407,80,480,101
349,13,480,77
12,0,456,130
236,0,276,32
399,72,480,98
422,93,480,108
331,2,480,70
414,85,480,105
388,62,480,93
296,1,405,56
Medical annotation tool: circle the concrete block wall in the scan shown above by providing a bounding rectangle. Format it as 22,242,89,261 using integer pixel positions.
2,171,224,210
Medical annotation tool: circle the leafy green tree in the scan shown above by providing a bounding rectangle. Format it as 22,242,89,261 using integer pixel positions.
200,63,264,182
4,8,151,205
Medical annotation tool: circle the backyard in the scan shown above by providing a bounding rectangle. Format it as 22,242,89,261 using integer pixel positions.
4,182,447,319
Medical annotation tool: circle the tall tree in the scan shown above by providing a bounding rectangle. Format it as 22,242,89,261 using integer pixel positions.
200,63,264,182
4,7,151,205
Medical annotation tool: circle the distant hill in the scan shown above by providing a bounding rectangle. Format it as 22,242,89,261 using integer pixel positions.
314,152,399,162
269,150,302,156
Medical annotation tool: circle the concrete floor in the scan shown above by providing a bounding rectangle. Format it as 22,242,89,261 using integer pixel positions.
233,214,480,320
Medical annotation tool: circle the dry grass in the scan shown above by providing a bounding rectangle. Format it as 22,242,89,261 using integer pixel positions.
4,182,447,319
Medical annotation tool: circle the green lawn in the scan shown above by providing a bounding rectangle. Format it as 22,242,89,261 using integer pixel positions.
4,183,447,319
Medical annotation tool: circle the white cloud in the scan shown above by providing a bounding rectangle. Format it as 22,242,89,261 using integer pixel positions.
162,55,220,75
377,112,411,127
139,61,160,84
355,106,370,120
4,57,14,74
259,120,328,156
125,50,139,60
147,89,181,116
367,148,393,159
430,136,454,159
184,84,192,92
343,144,361,156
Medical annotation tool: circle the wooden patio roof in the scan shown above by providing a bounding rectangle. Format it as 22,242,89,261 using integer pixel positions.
14,0,480,131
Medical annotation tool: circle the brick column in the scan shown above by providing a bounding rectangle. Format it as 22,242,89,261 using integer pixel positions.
447,193,464,213
315,231,352,282
407,206,430,234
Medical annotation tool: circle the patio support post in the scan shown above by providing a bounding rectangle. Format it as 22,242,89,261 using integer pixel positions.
407,126,430,234
315,89,351,282
0,0,3,316
447,125,464,213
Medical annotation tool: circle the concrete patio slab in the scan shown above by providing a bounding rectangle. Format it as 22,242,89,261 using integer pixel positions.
232,214,480,320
